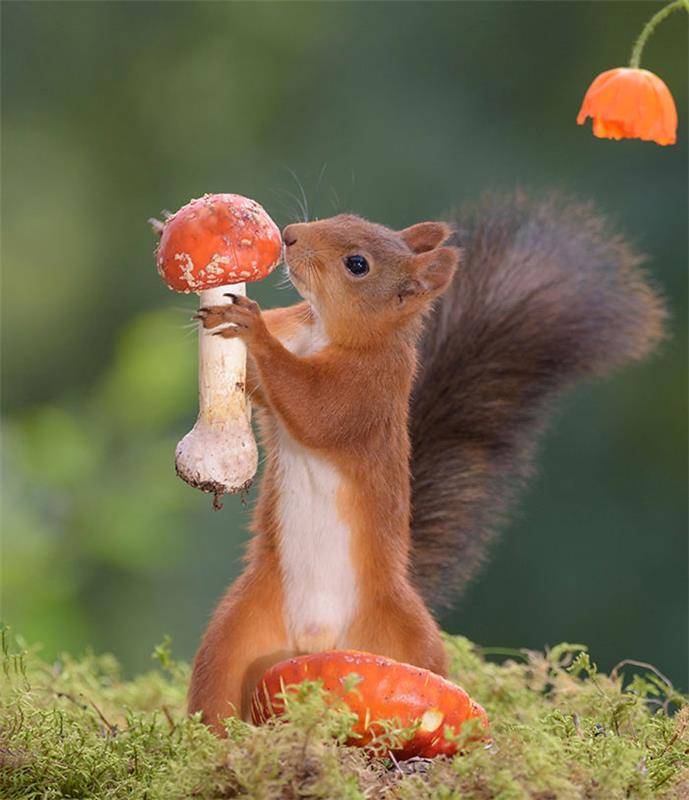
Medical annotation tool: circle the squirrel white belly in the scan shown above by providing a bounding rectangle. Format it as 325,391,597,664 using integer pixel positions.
273,315,357,652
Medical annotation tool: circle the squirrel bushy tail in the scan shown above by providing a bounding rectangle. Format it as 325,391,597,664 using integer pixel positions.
410,191,666,608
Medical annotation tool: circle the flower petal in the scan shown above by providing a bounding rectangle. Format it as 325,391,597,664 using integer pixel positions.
577,67,677,145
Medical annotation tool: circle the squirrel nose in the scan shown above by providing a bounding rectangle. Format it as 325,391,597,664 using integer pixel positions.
283,225,298,247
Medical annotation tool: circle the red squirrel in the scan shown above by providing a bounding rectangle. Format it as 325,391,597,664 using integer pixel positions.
187,192,665,733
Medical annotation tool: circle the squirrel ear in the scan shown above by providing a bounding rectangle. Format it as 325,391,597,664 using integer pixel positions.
399,246,460,303
399,222,454,253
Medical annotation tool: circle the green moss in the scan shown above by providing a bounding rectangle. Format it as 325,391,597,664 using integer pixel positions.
1,628,687,799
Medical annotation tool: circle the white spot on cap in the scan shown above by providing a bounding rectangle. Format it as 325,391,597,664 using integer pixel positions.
420,709,444,733
175,252,201,290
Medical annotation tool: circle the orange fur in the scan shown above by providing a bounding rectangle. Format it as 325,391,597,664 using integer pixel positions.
188,215,458,731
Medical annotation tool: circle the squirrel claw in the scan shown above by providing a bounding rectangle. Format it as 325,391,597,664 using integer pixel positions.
223,293,256,311
148,217,166,237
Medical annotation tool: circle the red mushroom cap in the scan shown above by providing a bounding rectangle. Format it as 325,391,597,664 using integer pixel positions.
156,193,282,293
251,650,489,759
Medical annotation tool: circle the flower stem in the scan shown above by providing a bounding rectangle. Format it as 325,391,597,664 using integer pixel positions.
629,0,689,69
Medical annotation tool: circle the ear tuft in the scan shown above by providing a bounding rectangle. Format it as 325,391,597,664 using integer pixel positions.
399,221,454,253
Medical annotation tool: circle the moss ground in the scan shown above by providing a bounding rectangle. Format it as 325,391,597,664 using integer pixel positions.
1,630,687,799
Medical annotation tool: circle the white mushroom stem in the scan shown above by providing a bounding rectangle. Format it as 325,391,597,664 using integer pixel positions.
175,283,258,505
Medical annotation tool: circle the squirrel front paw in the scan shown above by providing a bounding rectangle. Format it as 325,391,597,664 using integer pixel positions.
195,294,268,345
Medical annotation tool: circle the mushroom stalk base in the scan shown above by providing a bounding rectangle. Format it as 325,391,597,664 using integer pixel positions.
175,283,258,501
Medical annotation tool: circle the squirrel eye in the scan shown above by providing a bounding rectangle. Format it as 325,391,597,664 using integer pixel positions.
344,255,369,277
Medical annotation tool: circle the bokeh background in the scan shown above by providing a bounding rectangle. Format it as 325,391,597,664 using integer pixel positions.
2,1,687,688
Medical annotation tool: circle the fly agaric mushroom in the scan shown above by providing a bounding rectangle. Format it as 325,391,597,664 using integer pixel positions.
251,650,489,759
154,194,281,505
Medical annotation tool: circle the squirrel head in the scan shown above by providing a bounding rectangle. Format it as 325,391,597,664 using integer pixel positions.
283,215,460,344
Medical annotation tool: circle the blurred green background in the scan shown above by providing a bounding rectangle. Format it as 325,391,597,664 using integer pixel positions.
2,1,687,688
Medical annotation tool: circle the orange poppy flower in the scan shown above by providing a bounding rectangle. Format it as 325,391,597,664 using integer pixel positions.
577,67,677,146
